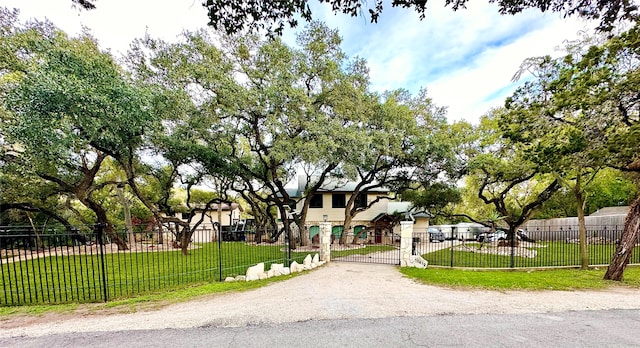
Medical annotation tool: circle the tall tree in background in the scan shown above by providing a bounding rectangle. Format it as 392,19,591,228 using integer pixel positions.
460,111,560,239
503,52,605,269
126,22,373,247
1,12,155,249
221,22,373,247
534,169,637,219
501,25,640,279
124,29,238,254
336,88,459,244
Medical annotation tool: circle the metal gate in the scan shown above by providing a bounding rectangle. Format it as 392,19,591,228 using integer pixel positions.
331,232,401,265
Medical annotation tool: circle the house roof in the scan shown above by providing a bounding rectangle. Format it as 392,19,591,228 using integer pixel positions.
590,206,629,216
183,203,243,211
387,202,411,214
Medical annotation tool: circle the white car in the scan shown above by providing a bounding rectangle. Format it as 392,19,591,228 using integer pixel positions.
476,231,507,242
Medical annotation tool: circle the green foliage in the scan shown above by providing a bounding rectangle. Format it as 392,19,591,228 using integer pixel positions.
506,25,640,175
457,110,560,231
201,0,637,35
0,16,149,232
535,168,639,218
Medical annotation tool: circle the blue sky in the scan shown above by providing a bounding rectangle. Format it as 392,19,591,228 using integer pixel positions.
5,0,591,123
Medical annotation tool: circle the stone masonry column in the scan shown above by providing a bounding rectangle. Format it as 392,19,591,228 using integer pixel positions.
319,222,332,263
399,221,414,267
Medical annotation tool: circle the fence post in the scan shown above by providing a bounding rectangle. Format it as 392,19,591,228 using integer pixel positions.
400,221,414,267
95,223,108,303
319,222,331,262
510,229,515,268
450,226,455,268
217,224,223,281
288,234,292,267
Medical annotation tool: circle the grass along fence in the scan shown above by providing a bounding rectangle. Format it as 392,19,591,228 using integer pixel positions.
416,226,640,268
0,224,321,306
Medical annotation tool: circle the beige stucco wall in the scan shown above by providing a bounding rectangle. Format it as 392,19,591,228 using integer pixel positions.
413,218,430,231
299,192,389,226
165,208,242,227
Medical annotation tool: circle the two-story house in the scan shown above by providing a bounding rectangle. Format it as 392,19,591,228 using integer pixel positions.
287,176,430,244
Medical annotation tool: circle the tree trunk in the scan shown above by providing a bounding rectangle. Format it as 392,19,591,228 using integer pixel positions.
116,185,135,248
577,203,589,269
255,227,263,244
103,223,127,249
340,209,354,245
604,196,640,280
293,213,309,247
576,192,589,269
180,224,192,256
87,200,128,250
574,175,589,270
26,213,43,250
279,206,297,249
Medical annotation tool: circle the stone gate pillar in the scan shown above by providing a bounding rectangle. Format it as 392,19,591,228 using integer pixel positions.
319,222,332,262
400,221,414,267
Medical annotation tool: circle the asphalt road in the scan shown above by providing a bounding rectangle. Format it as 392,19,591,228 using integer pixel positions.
2,309,640,348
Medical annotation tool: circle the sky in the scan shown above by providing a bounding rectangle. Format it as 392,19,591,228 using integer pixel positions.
4,0,592,124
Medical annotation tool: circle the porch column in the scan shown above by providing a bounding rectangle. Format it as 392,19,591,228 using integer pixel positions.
400,221,414,267
319,222,332,263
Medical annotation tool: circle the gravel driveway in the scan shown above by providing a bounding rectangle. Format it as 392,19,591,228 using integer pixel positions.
2,262,640,338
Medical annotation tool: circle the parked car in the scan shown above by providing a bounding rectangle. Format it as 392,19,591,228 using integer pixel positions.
476,231,507,242
427,227,446,242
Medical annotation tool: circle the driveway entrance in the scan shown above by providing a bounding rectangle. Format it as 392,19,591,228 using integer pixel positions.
331,232,401,265
2,262,640,339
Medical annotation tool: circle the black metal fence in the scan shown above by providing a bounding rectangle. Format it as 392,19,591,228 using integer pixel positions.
0,224,304,306
414,226,640,268
331,232,401,265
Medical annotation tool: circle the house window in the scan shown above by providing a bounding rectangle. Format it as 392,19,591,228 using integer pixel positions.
332,193,346,208
181,212,194,220
354,192,367,209
309,194,323,208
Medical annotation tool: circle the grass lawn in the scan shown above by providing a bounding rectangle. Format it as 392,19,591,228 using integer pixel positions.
422,241,622,268
401,266,640,290
1,241,388,306
1,241,315,306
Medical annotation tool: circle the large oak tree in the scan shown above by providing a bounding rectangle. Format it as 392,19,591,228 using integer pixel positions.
501,25,640,279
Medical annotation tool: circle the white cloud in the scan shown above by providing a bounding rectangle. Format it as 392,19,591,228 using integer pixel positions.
6,0,594,124
4,0,209,56
427,16,591,123
306,1,592,123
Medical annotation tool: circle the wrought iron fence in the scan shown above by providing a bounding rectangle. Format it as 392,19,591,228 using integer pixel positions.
331,232,401,265
414,226,640,268
0,224,302,306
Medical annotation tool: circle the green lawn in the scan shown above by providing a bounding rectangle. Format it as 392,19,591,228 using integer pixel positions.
401,266,640,290
1,241,313,306
422,241,621,268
